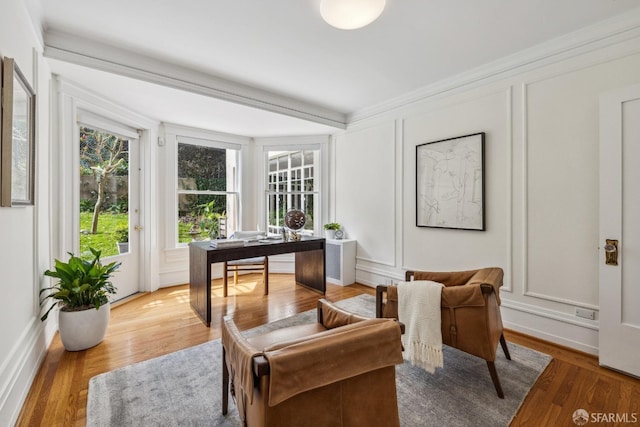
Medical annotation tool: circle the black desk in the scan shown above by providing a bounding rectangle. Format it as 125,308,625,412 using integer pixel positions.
189,237,326,326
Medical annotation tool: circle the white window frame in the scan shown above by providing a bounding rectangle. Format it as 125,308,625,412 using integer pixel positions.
163,124,249,249
257,136,330,237
266,150,319,234
175,136,240,246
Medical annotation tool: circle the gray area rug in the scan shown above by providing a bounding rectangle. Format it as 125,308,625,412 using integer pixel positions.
87,295,551,426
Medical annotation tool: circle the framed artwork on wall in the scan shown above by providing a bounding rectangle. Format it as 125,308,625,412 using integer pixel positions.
1,56,36,207
416,132,485,231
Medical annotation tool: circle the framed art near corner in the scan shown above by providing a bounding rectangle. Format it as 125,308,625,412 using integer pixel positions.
416,132,485,230
1,57,36,206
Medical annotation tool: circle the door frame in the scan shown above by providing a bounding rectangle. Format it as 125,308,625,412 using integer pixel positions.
53,78,158,296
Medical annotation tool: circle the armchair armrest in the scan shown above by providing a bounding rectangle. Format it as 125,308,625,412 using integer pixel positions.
467,268,503,304
317,298,369,328
222,316,262,405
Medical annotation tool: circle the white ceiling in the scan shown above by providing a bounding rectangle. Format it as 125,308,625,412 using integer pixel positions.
31,0,640,136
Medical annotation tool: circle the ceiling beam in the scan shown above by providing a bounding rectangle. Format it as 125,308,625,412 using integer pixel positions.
43,31,347,129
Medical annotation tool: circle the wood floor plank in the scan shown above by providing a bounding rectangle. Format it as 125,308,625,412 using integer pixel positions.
15,275,640,426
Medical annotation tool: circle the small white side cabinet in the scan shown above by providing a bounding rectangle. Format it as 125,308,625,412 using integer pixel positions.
326,239,356,286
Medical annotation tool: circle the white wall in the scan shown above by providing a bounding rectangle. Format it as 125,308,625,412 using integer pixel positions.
334,20,640,354
0,0,52,424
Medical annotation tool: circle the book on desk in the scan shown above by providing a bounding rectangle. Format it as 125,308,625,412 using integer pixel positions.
209,239,246,249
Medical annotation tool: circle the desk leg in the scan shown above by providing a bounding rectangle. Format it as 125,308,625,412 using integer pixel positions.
189,245,211,326
223,261,228,297
264,256,269,295
295,248,326,294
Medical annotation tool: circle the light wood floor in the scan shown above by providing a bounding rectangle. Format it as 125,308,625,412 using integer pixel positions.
16,274,640,426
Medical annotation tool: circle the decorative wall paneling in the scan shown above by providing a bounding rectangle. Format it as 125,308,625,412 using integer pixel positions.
336,30,640,355
335,122,397,268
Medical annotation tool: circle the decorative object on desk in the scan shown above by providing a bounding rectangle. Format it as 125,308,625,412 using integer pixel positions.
416,132,485,231
323,222,341,239
1,57,36,207
334,229,344,240
284,209,306,241
40,248,120,351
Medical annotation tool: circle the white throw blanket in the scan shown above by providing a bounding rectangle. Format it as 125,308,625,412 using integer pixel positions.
397,280,444,374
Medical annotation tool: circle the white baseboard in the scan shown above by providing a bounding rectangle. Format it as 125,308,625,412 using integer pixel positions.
0,319,55,426
501,303,599,355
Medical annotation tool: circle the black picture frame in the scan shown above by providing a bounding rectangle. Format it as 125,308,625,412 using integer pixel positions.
1,57,36,207
416,132,485,230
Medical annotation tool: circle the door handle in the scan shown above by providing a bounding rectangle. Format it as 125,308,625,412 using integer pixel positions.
604,239,618,266
134,225,143,231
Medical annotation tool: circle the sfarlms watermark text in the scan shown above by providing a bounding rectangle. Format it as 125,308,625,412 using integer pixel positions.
573,409,638,425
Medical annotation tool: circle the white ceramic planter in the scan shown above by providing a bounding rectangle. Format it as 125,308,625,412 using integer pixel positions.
58,302,110,351
325,229,336,239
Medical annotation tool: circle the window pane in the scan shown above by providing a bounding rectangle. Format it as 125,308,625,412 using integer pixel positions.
278,155,288,170
302,193,315,230
291,152,302,168
178,193,232,242
178,143,228,191
79,126,129,258
304,150,314,166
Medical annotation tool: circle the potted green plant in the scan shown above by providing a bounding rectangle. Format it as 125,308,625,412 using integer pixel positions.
40,248,121,351
114,227,129,253
323,222,341,239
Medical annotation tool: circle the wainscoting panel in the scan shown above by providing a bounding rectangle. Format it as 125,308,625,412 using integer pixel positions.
521,52,640,309
335,122,397,268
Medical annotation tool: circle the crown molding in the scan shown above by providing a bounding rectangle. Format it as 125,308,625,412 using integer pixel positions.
349,7,640,123
43,30,347,129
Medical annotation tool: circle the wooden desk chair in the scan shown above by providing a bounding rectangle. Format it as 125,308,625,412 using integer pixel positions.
222,231,268,297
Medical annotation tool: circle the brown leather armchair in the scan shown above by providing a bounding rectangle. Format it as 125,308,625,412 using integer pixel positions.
222,299,404,426
376,267,511,398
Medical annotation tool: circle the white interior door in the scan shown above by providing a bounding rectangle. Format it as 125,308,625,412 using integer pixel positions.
78,117,141,301
599,83,640,378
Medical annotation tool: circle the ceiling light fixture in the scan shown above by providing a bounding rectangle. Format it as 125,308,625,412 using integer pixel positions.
320,0,386,30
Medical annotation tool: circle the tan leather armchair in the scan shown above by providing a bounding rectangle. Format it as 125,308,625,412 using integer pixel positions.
376,267,511,398
222,299,404,426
